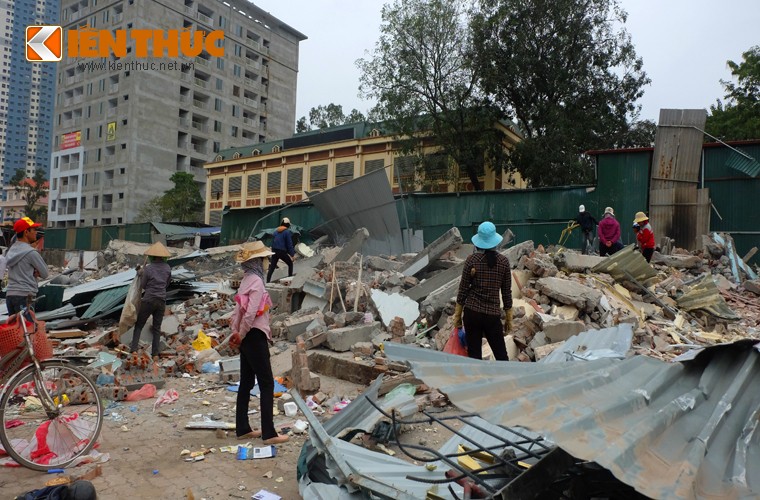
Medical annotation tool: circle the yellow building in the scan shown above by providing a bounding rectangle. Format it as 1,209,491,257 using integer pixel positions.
204,121,524,225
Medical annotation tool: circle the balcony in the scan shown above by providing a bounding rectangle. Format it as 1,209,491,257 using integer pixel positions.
109,83,119,94
193,99,206,109
112,13,123,24
244,98,258,109
179,117,190,128
191,144,207,155
243,117,257,127
102,203,113,212
57,206,77,215
194,78,208,89
196,12,213,25
191,122,208,133
179,94,190,104
184,5,195,15
245,60,261,71
195,57,210,68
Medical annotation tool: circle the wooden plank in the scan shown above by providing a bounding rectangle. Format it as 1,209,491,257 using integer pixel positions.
695,188,711,251
47,328,88,339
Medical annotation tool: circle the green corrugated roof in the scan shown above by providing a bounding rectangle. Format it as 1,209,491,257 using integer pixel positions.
82,285,129,319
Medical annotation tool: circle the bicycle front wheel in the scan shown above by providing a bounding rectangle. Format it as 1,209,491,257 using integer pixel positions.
0,360,103,471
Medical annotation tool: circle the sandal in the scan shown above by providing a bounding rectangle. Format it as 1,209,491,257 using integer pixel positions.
237,430,262,439
262,434,289,445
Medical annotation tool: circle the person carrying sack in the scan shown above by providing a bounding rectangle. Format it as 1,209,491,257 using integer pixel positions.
452,221,512,361
129,242,172,361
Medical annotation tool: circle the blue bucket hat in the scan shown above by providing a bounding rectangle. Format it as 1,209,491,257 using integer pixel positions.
471,221,503,250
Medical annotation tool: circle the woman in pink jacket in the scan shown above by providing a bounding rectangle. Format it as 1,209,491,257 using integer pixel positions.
230,241,288,444
597,207,623,257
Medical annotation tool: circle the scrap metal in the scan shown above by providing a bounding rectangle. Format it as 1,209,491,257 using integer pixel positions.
384,341,760,499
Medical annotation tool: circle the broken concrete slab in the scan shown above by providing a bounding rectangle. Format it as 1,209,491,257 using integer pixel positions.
553,252,606,273
284,309,324,342
268,253,325,282
744,279,760,295
326,322,381,352
399,227,462,277
308,350,387,386
550,305,580,321
402,263,464,302
370,289,419,327
538,316,587,343
331,228,370,263
651,252,704,269
503,240,535,268
366,255,403,272
160,314,181,335
536,277,603,313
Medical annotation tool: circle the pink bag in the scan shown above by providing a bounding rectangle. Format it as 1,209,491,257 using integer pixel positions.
126,383,157,401
443,327,468,357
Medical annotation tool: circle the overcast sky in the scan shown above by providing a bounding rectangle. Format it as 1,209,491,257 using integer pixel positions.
253,0,760,125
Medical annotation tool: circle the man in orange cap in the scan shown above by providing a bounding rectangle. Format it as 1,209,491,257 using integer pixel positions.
5,217,48,314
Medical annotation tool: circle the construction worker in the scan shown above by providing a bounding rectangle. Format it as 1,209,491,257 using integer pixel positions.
633,211,655,262
575,205,597,255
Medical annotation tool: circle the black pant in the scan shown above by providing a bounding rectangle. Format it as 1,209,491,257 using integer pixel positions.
130,298,166,356
599,241,624,257
6,295,32,316
463,308,508,361
581,230,594,255
236,328,276,439
642,247,654,263
266,249,294,282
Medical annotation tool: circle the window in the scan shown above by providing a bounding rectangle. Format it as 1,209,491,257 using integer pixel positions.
216,78,223,90
231,126,238,137
232,105,240,117
233,65,241,77
214,120,222,132
228,176,242,197
216,58,224,70
81,197,86,209
286,168,303,192
247,173,261,196
93,195,99,208
266,171,281,195
364,159,384,174
394,155,416,190
211,178,223,200
214,98,222,112
234,44,242,57
309,164,327,190
213,141,220,153
335,161,354,186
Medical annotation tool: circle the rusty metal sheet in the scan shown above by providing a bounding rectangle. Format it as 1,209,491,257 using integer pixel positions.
590,244,658,284
384,341,760,500
650,109,707,250
676,274,741,320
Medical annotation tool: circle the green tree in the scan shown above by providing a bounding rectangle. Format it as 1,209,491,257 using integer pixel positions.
358,0,508,191
10,168,48,222
471,0,650,186
160,172,204,222
705,46,760,141
295,104,367,132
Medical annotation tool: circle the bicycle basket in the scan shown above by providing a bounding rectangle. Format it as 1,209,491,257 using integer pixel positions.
0,314,53,361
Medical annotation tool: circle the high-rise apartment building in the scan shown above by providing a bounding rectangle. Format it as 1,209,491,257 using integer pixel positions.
49,0,305,227
0,0,59,211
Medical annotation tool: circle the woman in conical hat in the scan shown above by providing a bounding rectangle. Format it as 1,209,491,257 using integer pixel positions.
130,242,172,360
230,241,289,444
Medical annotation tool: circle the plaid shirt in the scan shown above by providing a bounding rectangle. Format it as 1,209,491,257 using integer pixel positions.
457,251,512,316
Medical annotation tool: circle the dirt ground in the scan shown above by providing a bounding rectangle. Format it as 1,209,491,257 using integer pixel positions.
1,347,377,500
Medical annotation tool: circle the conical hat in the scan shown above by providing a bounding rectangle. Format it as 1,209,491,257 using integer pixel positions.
236,240,274,262
144,242,171,257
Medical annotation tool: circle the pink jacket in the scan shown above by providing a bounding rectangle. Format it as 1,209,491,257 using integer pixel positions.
597,214,621,245
230,273,272,341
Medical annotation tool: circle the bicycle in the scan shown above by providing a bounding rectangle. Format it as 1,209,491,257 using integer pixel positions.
0,299,103,471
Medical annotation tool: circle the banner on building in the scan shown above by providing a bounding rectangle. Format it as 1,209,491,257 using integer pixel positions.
61,131,81,150
107,121,116,141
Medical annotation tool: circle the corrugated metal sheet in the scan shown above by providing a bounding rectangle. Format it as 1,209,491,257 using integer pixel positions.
307,168,404,256
651,110,708,249
591,244,658,283
62,269,136,303
82,285,129,318
294,375,552,499
384,341,760,500
676,274,740,320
